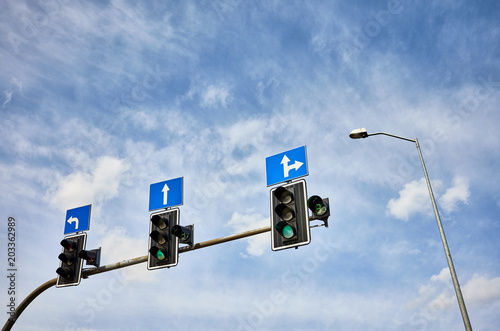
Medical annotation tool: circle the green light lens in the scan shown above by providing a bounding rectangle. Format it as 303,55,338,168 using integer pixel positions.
282,224,295,239
156,250,166,261
314,204,327,216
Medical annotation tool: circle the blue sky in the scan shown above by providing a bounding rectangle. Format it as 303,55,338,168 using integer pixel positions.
1,0,499,330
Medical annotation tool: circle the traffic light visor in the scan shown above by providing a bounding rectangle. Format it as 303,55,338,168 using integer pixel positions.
151,214,168,229
273,186,293,204
56,267,72,279
60,239,77,252
150,230,167,245
275,204,295,221
58,253,74,266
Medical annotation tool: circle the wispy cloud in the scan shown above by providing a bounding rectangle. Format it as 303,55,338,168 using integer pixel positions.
201,84,231,108
2,90,13,106
407,267,500,313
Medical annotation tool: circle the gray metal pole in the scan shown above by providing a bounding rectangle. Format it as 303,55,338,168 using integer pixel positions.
3,226,271,330
365,132,472,331
415,138,472,331
2,278,57,331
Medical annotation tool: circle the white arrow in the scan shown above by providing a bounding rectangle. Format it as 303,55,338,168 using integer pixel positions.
67,216,79,230
281,154,303,178
162,183,170,205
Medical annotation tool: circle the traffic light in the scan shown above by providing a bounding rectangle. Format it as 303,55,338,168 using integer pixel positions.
172,224,194,247
307,195,330,227
79,247,101,267
270,179,310,251
56,233,87,288
148,208,179,270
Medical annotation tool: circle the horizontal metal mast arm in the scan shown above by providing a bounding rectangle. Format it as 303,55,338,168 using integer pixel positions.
3,226,272,331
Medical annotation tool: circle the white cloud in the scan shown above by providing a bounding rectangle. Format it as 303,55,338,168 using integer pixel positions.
201,84,231,108
407,267,500,313
387,178,432,221
387,176,470,220
406,268,452,311
463,274,500,306
438,176,470,213
2,90,13,106
226,210,269,257
98,226,153,282
430,267,450,283
46,156,128,212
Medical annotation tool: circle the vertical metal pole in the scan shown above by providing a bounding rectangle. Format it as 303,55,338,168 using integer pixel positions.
415,138,472,331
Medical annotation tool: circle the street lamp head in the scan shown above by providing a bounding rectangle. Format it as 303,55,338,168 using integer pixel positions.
349,128,368,139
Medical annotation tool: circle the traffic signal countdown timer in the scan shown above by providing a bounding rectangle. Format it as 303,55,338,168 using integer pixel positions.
148,208,180,270
56,232,87,288
270,179,310,251
307,195,330,227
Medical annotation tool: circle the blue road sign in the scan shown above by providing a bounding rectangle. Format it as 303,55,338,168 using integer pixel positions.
64,204,91,235
149,176,183,211
266,146,308,186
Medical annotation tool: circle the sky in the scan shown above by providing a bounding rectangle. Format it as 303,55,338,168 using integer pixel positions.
0,0,499,330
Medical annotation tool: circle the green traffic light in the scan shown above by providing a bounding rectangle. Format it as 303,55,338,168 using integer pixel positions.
313,203,326,215
276,221,296,239
308,195,328,216
149,247,167,261
281,224,295,239
156,250,165,261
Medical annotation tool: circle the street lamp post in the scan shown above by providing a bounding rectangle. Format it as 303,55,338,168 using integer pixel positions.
349,128,472,331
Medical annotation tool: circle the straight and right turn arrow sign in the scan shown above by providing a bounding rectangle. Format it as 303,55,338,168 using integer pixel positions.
266,146,308,186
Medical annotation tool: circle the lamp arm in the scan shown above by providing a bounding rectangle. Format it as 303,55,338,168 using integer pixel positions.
367,132,416,143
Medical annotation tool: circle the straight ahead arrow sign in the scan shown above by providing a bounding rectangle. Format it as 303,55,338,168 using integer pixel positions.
162,183,169,205
149,177,183,211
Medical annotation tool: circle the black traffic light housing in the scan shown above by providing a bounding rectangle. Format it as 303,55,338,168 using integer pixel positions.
270,179,310,251
172,224,194,247
148,208,179,270
307,196,330,228
56,232,87,288
79,247,101,267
